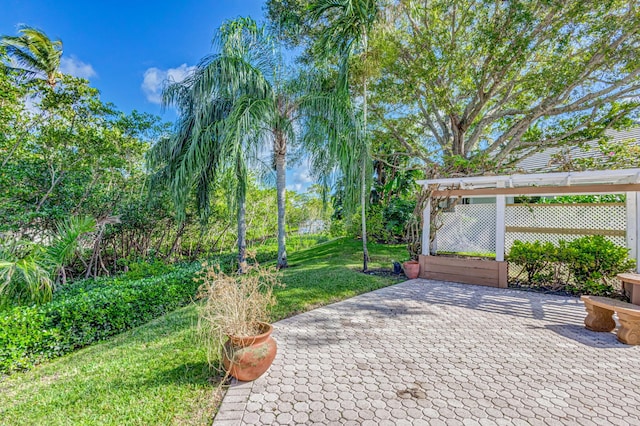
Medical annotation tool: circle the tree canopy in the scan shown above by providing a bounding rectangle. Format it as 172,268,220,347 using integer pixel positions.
270,0,640,176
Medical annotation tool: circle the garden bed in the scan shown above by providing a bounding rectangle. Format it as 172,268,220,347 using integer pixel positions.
418,255,508,288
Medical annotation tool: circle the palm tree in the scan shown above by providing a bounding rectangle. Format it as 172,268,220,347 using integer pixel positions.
149,17,343,271
0,215,96,306
148,18,273,272
1,25,63,88
309,0,380,272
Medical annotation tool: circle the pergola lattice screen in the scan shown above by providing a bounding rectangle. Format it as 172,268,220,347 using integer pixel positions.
504,203,626,250
436,201,626,255
435,204,496,254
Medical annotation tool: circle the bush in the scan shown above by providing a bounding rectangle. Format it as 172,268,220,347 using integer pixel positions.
508,236,636,296
0,265,200,374
123,259,175,280
508,241,556,283
561,236,635,284
0,244,292,374
345,199,415,244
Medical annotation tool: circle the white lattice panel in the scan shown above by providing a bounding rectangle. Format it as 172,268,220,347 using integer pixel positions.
505,203,626,250
436,204,496,255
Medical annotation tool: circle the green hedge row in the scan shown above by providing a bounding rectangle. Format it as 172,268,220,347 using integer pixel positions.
0,247,284,374
508,235,635,296
0,265,200,374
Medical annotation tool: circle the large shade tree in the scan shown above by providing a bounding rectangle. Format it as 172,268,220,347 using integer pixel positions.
369,0,640,172
369,0,640,256
270,0,640,256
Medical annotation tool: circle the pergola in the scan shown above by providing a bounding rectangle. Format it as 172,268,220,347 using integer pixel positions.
416,168,640,287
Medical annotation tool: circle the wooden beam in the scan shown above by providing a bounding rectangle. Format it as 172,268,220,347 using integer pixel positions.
431,183,640,198
505,226,625,237
506,202,624,207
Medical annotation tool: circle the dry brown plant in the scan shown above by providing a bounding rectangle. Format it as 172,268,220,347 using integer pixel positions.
195,260,282,369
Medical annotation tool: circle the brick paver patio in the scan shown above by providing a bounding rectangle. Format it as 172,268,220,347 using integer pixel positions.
214,279,640,425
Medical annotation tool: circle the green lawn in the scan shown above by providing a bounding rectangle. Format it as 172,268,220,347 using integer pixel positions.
0,238,406,426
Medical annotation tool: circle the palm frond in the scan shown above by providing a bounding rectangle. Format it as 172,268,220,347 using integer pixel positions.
46,215,97,267
0,25,63,86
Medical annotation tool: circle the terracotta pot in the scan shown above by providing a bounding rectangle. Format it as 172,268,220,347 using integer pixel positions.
223,322,277,381
403,260,420,279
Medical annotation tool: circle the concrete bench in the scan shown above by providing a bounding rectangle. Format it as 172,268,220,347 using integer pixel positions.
617,273,640,305
581,295,640,345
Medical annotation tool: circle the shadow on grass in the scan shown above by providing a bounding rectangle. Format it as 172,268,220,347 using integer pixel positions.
100,359,212,395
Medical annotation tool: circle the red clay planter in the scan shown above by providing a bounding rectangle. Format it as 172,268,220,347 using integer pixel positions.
223,322,277,381
403,260,420,279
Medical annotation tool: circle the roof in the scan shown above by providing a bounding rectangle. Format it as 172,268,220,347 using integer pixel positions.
514,128,640,172
417,168,640,191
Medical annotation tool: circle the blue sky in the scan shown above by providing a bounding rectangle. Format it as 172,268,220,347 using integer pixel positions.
1,0,263,114
0,0,314,191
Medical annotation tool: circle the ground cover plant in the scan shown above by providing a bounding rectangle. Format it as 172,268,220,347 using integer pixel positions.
0,238,406,425
0,265,200,374
0,237,326,375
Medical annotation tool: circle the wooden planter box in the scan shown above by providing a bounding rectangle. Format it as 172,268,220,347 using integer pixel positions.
418,255,508,288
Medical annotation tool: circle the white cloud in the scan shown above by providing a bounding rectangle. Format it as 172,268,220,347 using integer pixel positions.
287,161,314,193
141,64,195,104
60,56,97,79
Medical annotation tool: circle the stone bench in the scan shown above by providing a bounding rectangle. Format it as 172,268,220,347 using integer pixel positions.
617,273,640,305
581,295,640,345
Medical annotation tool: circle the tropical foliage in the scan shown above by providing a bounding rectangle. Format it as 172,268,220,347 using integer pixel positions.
150,17,348,271
0,25,337,306
268,0,640,255
1,4,639,423
1,25,62,87
508,236,636,297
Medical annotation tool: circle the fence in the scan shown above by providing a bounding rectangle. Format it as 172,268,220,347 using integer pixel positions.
435,200,626,256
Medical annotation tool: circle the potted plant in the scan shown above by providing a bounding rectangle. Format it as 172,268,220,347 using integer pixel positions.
196,261,281,381
403,258,420,279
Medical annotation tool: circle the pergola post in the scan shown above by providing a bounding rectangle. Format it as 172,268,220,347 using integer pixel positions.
422,197,431,256
630,192,640,273
495,194,506,262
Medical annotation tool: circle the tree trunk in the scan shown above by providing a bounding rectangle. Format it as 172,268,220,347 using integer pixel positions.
166,222,186,261
237,191,248,273
34,168,64,213
85,226,105,279
361,154,370,272
361,30,370,272
275,140,288,270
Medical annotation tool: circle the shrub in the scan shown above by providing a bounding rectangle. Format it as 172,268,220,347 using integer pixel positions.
346,199,415,244
123,259,175,280
561,235,635,294
508,236,635,297
0,244,292,374
0,265,200,374
508,241,557,283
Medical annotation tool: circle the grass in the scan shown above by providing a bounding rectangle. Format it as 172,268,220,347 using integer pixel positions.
0,238,406,426
247,233,330,254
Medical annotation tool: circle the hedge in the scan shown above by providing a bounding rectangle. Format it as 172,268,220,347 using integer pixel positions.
508,235,635,296
0,246,286,374
0,265,200,374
